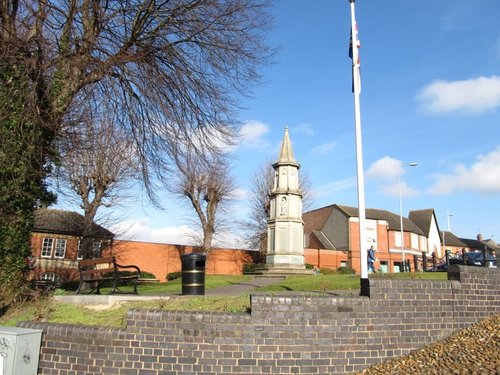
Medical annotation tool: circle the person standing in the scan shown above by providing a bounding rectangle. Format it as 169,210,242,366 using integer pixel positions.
367,246,377,273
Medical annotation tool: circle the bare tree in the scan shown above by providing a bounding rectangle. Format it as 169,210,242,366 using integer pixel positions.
0,0,273,284
242,157,313,257
169,147,236,254
56,117,139,258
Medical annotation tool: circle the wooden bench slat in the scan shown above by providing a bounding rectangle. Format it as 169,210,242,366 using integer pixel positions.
79,257,114,267
76,256,141,295
80,267,115,276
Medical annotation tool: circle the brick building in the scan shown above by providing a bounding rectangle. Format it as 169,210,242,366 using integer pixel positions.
303,204,441,273
303,204,498,273
30,208,114,283
30,209,255,283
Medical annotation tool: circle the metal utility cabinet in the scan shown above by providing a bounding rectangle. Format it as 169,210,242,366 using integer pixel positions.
0,326,42,375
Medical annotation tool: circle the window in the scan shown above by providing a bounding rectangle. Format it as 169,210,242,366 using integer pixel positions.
379,261,388,273
395,232,402,248
39,272,61,282
421,236,428,252
77,240,102,259
54,239,66,258
41,238,66,259
393,261,402,273
41,238,53,257
93,241,102,258
77,241,83,260
411,233,419,249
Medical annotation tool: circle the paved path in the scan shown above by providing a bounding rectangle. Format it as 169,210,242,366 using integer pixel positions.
205,277,284,296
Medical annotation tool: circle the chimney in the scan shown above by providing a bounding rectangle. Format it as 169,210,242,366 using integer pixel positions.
477,233,483,241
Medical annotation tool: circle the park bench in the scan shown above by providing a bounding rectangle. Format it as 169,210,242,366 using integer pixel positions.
76,256,141,295
31,279,61,294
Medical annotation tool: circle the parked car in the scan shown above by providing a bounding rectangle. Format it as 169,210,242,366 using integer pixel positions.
434,253,496,271
435,258,461,271
464,252,497,268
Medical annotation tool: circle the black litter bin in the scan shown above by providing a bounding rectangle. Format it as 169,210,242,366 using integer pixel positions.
181,253,206,295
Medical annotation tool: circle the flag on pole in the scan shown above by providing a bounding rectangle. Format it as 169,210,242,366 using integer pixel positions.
349,22,361,94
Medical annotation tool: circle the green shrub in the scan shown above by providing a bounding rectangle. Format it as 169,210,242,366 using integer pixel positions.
336,266,356,274
319,267,336,275
243,263,256,273
100,270,144,286
140,271,156,279
305,263,314,269
53,288,70,296
167,272,182,281
59,280,80,291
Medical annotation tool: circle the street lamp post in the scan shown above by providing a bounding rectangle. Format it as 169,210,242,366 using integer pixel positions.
399,162,418,272
442,211,453,256
446,211,453,232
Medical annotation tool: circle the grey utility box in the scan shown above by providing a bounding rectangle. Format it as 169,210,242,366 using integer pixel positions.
0,326,42,375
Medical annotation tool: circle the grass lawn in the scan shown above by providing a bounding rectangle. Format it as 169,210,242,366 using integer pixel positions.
0,272,448,328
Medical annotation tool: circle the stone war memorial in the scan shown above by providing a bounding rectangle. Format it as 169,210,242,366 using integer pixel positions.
263,127,310,275
16,127,500,375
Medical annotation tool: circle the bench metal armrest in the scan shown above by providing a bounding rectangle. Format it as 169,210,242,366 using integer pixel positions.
113,262,141,277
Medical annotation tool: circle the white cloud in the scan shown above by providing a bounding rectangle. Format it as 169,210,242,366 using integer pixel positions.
417,76,500,114
111,218,197,245
239,120,271,149
111,217,250,249
311,141,337,155
428,147,500,195
367,157,420,197
379,181,420,198
366,156,403,180
212,230,250,250
229,187,248,200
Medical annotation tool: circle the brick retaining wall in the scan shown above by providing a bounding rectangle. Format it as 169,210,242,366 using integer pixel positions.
20,265,500,374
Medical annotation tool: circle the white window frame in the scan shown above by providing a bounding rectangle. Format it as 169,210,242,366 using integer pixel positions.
395,232,402,248
93,240,102,258
421,236,428,252
39,272,61,282
41,238,54,258
411,233,419,249
41,237,66,259
77,239,102,259
54,239,66,258
77,241,83,260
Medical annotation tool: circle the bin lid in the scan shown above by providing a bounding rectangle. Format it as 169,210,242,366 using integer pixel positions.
181,253,206,260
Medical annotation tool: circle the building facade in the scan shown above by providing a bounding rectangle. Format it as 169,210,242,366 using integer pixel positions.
30,209,114,283
30,209,256,283
303,205,441,273
303,204,498,273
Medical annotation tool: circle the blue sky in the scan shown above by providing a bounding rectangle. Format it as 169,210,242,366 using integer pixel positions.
59,0,500,246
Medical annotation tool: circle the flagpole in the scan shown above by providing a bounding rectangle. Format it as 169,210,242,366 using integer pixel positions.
349,0,368,282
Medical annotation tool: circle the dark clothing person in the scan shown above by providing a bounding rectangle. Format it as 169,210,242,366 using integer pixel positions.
367,246,377,273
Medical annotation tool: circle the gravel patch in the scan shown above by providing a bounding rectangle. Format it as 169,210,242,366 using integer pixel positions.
358,314,500,375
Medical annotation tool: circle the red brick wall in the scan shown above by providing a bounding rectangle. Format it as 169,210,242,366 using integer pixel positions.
113,240,255,281
304,249,348,270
